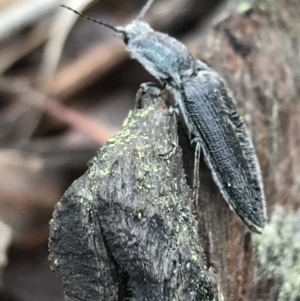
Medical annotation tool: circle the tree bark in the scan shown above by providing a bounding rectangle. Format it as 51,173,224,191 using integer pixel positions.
49,90,220,301
49,0,300,300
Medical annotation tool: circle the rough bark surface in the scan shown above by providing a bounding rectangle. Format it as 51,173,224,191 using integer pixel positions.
49,91,219,301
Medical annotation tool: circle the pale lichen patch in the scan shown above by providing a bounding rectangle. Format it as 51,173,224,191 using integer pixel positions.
253,206,300,301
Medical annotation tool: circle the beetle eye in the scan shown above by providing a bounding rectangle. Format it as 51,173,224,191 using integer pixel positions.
122,32,130,44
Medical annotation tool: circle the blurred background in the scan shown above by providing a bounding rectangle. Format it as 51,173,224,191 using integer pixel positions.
0,0,225,300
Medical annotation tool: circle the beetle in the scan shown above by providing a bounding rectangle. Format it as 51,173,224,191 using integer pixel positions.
61,0,267,233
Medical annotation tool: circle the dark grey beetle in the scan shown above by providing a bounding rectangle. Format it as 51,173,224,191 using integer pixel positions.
62,0,267,233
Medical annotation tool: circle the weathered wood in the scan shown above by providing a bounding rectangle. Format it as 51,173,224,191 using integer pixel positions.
49,91,220,301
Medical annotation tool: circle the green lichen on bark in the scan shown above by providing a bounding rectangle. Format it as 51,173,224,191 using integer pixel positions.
49,98,219,301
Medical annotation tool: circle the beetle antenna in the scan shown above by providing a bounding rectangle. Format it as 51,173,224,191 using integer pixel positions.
60,5,124,35
136,0,154,20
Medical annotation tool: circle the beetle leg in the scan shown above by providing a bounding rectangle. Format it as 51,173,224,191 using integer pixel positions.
169,105,180,147
193,139,201,205
135,82,163,109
